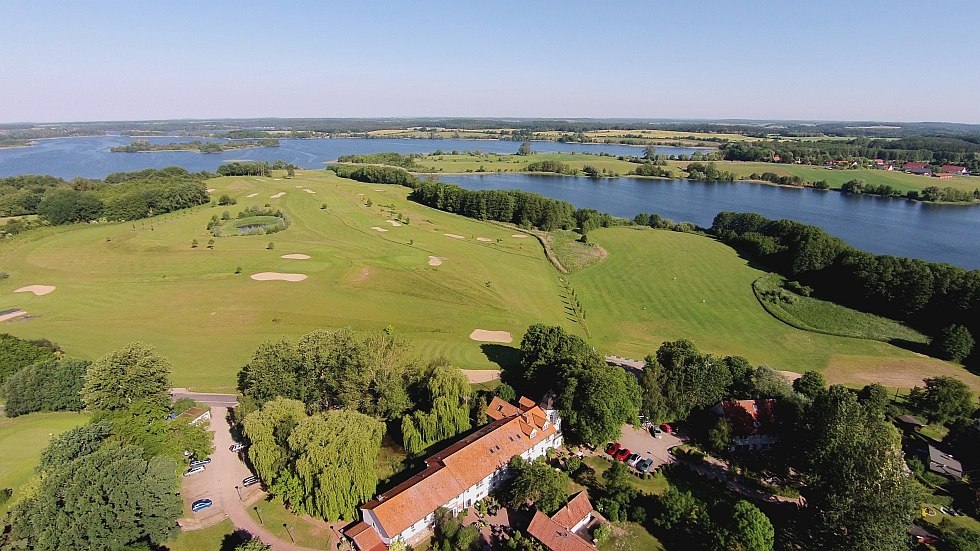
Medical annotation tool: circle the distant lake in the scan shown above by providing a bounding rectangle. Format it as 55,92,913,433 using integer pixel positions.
0,136,707,180
439,174,980,269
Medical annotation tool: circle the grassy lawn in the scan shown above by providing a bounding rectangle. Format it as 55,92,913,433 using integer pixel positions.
540,229,607,273
598,521,667,551
583,456,669,496
572,227,980,391
0,169,570,391
0,411,89,515
162,520,242,551
753,275,928,344
246,498,332,549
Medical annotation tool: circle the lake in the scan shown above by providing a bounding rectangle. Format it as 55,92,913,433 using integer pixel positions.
0,136,704,180
1,137,977,268
438,174,980,269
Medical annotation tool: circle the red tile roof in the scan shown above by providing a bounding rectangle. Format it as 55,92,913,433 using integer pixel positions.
941,165,967,173
487,396,521,421
551,491,593,530
528,511,595,551
347,521,387,551
518,396,537,410
362,405,557,539
904,162,928,169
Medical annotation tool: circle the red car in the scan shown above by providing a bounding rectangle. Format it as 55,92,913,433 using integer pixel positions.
660,423,673,434
615,448,631,461
605,442,621,456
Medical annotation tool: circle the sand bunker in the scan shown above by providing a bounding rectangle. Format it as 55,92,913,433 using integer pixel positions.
373,189,384,192
246,193,258,198
386,220,402,227
270,192,286,199
206,188,216,193
371,226,389,232
428,256,444,266
281,254,311,260
250,272,307,282
476,237,492,242
465,370,500,384
780,370,803,383
469,329,513,343
303,189,316,194
295,185,303,188
0,309,28,323
511,234,528,238
15,285,56,296
443,233,465,240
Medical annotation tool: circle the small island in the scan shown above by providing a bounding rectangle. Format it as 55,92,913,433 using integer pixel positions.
110,138,279,153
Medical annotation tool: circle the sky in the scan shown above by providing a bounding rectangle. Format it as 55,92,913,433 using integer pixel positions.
2,0,979,124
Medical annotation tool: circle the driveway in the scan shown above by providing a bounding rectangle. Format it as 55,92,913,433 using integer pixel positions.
178,406,326,551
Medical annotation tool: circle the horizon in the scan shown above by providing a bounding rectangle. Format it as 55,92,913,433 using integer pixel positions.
2,0,980,124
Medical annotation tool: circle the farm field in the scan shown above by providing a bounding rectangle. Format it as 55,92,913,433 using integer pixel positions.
0,411,89,516
570,227,980,391
413,152,637,175
0,170,570,391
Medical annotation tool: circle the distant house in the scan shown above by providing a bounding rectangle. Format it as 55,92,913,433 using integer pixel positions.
941,164,968,175
904,161,932,175
176,406,211,426
927,445,963,480
350,397,562,546
711,399,778,451
527,491,600,551
934,173,954,179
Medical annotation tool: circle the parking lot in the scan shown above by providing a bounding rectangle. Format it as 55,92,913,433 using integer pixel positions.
609,424,684,471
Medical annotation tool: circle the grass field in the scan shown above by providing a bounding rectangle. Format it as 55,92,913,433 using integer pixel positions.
162,520,240,551
0,170,570,391
415,152,637,175
753,275,929,344
570,227,980,391
247,498,332,549
0,411,89,515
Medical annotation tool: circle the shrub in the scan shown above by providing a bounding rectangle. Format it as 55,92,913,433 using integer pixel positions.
932,324,974,362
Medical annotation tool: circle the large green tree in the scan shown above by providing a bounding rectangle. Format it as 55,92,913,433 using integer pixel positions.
244,398,385,521
0,333,58,396
558,358,641,444
640,340,733,422
3,357,88,416
792,370,826,399
932,324,974,362
505,456,569,514
725,500,774,551
10,445,181,551
802,386,918,550
908,376,975,424
81,342,171,411
401,358,471,453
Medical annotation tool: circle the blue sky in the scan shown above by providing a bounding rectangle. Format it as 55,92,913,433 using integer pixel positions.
2,0,978,123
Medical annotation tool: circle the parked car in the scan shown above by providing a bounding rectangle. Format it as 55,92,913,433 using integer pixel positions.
189,458,211,467
191,498,213,512
615,448,631,461
184,466,205,477
229,442,246,452
638,458,654,473
651,426,663,439
627,453,641,466
242,475,260,487
660,423,673,434
605,442,621,456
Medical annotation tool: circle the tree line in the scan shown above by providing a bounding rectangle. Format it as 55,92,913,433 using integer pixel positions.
711,212,979,364
336,152,421,169
410,180,577,231
0,167,211,226
110,138,279,153
721,136,980,170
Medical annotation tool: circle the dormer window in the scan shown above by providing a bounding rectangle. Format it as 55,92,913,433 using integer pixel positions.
530,429,537,438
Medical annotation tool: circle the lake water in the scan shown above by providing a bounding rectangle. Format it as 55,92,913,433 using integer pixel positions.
0,136,704,180
1,137,977,268
439,174,980,269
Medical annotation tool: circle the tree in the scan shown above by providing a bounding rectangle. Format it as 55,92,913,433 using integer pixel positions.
803,386,918,550
37,188,103,224
37,421,113,471
514,324,593,397
640,340,733,422
3,357,88,416
707,417,734,453
749,365,793,399
857,383,889,414
725,500,774,551
473,394,489,426
9,445,181,551
0,333,58,396
793,370,826,399
559,359,641,444
908,376,974,424
244,399,385,521
932,324,974,362
235,538,271,551
401,358,471,453
505,456,569,514
432,507,480,551
494,382,516,402
516,140,533,156
82,342,171,411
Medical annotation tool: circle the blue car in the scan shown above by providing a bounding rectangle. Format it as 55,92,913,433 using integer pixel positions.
191,499,213,512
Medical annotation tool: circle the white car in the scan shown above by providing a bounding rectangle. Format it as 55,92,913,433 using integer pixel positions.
184,465,205,477
229,442,246,452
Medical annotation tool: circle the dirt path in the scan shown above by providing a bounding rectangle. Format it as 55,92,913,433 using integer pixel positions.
179,406,326,551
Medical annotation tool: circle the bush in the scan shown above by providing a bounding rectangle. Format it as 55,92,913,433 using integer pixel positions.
932,324,974,362
0,487,11,504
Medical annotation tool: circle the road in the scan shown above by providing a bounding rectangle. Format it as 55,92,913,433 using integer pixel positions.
178,405,327,551
170,388,239,407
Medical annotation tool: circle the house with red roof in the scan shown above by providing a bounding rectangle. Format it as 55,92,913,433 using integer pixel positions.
903,161,932,175
940,164,968,175
347,397,563,547
527,491,601,551
712,399,778,451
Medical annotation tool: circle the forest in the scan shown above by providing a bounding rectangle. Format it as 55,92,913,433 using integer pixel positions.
721,137,980,170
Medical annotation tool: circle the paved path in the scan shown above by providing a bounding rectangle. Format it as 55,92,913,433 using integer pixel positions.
179,406,325,551
170,388,239,407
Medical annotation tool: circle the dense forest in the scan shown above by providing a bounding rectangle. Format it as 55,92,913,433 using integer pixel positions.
410,180,577,231
721,137,980,170
711,212,980,364
0,167,211,232
110,139,279,153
